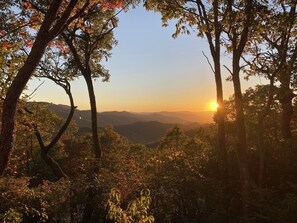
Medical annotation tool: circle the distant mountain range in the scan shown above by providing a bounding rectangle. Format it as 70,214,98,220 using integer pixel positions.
37,102,214,145
45,103,214,126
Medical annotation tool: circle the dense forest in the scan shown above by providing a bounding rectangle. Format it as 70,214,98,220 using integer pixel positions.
1,0,297,222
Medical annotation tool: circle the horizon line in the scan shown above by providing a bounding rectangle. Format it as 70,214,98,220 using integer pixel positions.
29,101,217,113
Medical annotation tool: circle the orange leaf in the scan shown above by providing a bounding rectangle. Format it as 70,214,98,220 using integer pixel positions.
0,41,13,50
19,31,28,37
101,1,124,9
23,1,34,9
25,40,34,47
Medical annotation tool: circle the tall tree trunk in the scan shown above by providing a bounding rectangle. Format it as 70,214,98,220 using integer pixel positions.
83,73,102,160
226,0,253,219
214,57,228,183
63,34,102,161
0,36,49,175
232,62,250,221
258,77,275,188
213,0,227,185
202,0,227,183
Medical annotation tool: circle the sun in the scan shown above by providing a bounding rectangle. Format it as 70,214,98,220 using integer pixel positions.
211,102,219,111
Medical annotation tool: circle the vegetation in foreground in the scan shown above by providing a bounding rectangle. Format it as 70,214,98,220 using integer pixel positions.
1,105,297,222
1,1,297,222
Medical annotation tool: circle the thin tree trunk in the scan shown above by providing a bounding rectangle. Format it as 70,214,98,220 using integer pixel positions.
258,77,275,188
63,34,102,161
200,0,227,183
226,0,253,219
213,0,227,184
40,80,75,179
214,59,228,183
25,78,75,179
232,62,250,222
83,73,102,160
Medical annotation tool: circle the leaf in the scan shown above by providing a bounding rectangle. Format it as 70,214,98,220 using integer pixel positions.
0,41,13,50
25,40,34,48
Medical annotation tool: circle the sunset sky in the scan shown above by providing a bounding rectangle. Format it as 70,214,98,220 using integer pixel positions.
28,5,261,112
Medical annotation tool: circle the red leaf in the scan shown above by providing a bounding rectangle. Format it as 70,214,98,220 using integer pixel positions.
101,1,123,9
25,40,34,47
0,41,13,50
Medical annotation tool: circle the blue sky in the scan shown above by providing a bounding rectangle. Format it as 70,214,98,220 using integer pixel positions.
27,5,261,112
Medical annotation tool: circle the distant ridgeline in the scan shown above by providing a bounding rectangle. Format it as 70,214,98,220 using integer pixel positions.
30,102,213,146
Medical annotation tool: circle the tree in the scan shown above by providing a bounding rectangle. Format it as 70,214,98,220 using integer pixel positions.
222,1,256,219
145,0,259,219
61,4,124,161
158,125,188,150
0,0,127,176
106,188,155,223
144,0,228,184
241,85,279,188
0,0,86,176
259,2,297,139
29,45,80,179
241,1,297,187
25,75,76,179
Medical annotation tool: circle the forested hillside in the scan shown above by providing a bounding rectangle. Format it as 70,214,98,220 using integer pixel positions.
1,1,297,223
42,102,206,144
43,103,213,126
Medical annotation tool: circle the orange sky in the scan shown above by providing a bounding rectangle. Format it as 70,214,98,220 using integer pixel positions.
27,6,262,113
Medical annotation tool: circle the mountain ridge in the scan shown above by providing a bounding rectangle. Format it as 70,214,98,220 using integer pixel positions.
30,102,214,145
39,102,214,126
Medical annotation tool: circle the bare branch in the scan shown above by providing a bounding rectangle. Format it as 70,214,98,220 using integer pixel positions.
202,51,215,74
26,81,45,100
223,65,233,76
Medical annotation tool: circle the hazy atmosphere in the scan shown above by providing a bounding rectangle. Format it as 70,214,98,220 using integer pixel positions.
28,6,259,113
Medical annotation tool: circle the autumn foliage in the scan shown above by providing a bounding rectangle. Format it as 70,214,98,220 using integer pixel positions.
1,1,297,223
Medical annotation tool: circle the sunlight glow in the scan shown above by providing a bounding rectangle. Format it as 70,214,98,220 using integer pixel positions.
211,102,219,111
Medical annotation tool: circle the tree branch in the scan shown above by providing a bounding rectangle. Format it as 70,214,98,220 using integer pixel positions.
202,51,215,74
